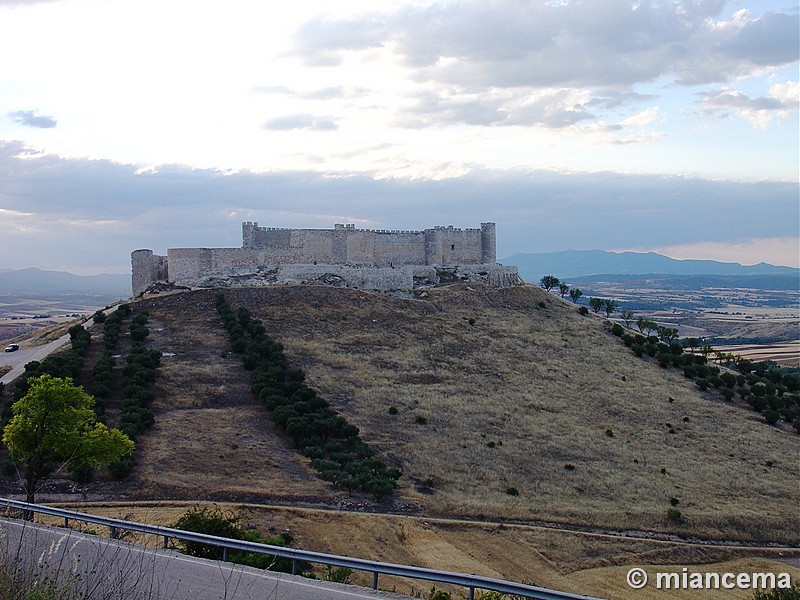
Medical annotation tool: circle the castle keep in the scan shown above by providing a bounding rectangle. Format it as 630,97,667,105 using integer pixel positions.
132,222,520,295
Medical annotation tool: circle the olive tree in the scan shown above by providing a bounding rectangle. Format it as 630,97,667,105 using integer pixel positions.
3,374,134,507
540,275,560,291
589,297,605,313
602,299,619,318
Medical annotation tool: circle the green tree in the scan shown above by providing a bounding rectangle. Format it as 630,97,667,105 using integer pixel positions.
620,310,635,328
658,325,679,344
568,288,583,303
2,374,134,507
540,275,560,291
636,317,658,337
589,297,605,313
602,299,618,318
558,283,570,298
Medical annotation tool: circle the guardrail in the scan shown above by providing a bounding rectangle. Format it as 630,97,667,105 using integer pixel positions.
0,498,601,600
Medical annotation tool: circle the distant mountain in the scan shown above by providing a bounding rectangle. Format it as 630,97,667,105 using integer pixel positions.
0,268,130,297
501,250,800,281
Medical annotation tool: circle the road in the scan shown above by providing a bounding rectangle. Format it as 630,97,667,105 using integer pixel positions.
0,518,411,600
0,317,99,386
0,333,74,386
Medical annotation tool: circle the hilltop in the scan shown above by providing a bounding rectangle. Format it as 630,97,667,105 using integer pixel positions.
2,282,799,599
90,283,798,545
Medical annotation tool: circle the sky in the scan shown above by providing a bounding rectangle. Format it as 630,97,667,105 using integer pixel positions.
0,0,797,275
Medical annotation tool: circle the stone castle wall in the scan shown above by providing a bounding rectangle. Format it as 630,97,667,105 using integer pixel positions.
240,222,493,267
131,222,517,296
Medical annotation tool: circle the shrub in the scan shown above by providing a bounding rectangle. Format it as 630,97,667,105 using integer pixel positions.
666,506,682,522
388,406,398,415
323,566,354,584
750,582,800,600
429,588,453,600
764,410,781,425
174,506,243,560
415,415,428,425
578,306,589,315
108,454,136,479
478,592,507,600
506,486,519,496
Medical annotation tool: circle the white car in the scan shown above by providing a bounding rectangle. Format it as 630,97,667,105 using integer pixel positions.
4,344,19,352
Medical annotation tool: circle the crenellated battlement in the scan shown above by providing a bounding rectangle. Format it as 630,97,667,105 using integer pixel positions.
132,221,516,295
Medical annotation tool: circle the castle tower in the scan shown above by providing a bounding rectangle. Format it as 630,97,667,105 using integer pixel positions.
480,222,496,264
131,249,168,296
242,222,258,248
424,228,444,266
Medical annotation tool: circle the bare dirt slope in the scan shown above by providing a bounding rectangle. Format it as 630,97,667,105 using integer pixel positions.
127,284,798,546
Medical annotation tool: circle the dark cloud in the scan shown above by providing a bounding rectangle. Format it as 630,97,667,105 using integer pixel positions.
8,110,57,128
262,113,338,131
720,11,799,65
293,2,798,89
0,140,796,273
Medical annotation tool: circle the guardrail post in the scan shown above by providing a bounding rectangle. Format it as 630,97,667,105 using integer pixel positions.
163,536,169,549
372,572,379,590
63,517,69,528
468,586,475,600
109,526,117,540
291,559,297,576
222,547,228,562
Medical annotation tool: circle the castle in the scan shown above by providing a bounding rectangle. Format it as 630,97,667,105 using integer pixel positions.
131,222,521,296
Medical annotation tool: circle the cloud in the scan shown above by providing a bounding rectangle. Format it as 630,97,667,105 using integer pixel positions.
251,85,293,95
293,2,799,89
700,82,798,127
262,113,338,131
650,237,800,268
293,14,388,66
8,110,57,128
0,0,59,5
0,140,797,273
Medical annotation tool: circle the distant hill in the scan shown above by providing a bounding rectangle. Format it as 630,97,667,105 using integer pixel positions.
0,267,130,297
501,250,799,281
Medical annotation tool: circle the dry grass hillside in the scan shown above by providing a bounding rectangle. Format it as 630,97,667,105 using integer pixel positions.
130,284,798,546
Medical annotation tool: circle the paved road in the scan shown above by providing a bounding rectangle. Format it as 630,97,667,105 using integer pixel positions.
0,518,412,600
0,318,98,386
0,333,74,386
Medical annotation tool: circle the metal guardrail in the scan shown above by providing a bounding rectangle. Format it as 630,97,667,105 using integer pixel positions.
0,498,601,600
